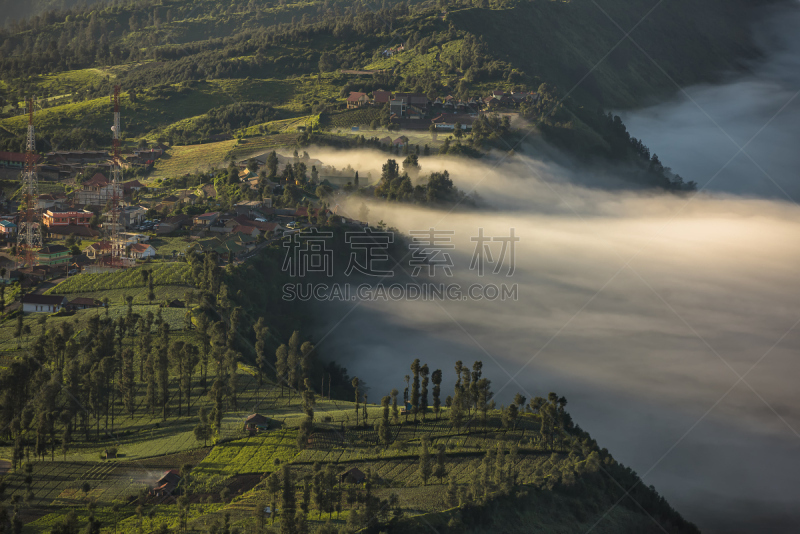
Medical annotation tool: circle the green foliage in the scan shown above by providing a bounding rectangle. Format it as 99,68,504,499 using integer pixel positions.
45,263,192,294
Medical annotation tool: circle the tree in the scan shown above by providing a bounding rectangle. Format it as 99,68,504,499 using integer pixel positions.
420,364,429,420
507,403,519,431
351,377,360,425
418,438,432,486
276,344,289,395
446,476,458,507
181,344,200,417
157,324,171,420
280,464,297,534
390,388,400,425
147,276,155,304
191,409,212,449
410,359,421,421
378,396,391,448
431,369,442,420
254,317,270,387
120,348,135,415
318,51,338,73
434,444,447,484
451,385,464,431
14,313,23,348
297,378,315,449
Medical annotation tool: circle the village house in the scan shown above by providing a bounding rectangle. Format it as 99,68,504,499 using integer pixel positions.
122,180,146,195
392,136,408,148
42,208,93,228
157,214,191,234
235,199,271,217
346,92,370,109
22,294,67,313
373,90,392,104
116,205,148,228
231,225,260,238
0,220,16,236
84,241,112,260
430,114,478,131
193,212,220,227
67,297,101,310
45,225,100,240
76,173,123,205
37,193,67,210
37,245,71,266
129,243,156,260
0,151,42,170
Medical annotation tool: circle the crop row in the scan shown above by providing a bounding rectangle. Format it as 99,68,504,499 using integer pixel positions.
48,263,193,294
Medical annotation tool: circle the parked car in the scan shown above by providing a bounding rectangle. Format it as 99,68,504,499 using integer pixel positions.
286,222,299,229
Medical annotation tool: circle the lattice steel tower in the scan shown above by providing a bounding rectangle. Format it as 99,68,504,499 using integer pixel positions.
109,85,123,264
17,98,42,268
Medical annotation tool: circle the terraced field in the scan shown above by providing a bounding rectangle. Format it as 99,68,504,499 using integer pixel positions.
149,139,238,180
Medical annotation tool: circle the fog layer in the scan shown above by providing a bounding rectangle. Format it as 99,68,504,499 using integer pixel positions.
618,1,800,201
308,152,800,533
307,4,800,532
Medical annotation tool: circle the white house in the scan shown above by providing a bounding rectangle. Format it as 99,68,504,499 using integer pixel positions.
129,243,156,259
22,294,67,313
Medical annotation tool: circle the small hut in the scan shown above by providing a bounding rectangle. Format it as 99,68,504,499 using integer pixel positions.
339,467,366,484
150,469,181,496
244,413,270,433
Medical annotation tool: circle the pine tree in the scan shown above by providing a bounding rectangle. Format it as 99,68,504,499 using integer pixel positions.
420,364,429,420
300,341,314,389
193,407,212,446
378,396,391,448
145,351,157,415
120,348,135,415
351,377,360,425
280,464,297,534
157,323,170,420
450,386,464,431
431,369,442,420
254,317,270,387
288,331,301,390
390,389,400,425
418,437,432,486
276,344,289,395
434,444,447,484
297,378,315,449
410,359,420,422
445,475,458,507
182,344,200,417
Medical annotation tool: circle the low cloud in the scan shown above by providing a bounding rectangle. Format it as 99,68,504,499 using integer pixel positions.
305,143,800,532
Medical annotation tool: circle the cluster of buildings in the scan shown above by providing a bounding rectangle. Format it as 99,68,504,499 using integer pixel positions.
345,88,539,131
40,145,167,180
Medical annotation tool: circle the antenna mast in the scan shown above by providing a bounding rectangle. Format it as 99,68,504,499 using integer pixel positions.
109,85,123,265
17,98,42,269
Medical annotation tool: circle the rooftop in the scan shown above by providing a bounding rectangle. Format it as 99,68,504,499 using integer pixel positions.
22,294,67,305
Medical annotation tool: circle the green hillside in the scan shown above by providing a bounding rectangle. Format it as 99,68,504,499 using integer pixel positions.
0,0,778,172
0,229,702,534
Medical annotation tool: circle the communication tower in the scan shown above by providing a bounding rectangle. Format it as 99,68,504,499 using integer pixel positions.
17,98,42,268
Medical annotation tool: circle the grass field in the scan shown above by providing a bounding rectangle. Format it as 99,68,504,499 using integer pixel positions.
149,140,238,180
45,263,193,294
